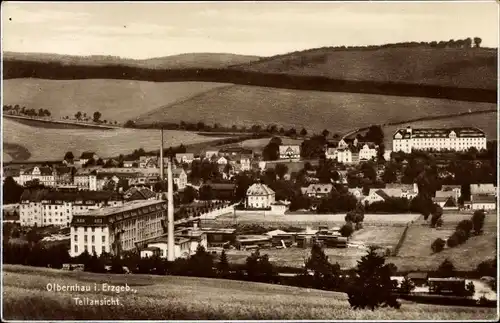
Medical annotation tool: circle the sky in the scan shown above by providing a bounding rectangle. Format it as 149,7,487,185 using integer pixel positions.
2,1,499,59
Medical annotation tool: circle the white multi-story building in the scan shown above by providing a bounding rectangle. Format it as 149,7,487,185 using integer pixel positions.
246,183,275,209
337,148,353,164
19,166,55,187
392,126,487,153
359,144,378,161
19,190,123,227
70,199,166,257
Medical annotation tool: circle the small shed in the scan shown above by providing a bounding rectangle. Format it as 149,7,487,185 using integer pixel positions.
407,272,429,286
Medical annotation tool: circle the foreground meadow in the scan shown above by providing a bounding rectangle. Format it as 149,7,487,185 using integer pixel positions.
3,265,497,320
2,118,227,162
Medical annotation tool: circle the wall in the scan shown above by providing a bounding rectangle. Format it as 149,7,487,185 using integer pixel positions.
198,204,236,220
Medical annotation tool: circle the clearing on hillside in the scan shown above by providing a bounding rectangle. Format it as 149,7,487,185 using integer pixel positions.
3,79,232,124
134,85,496,133
3,265,496,320
2,118,227,162
233,47,497,90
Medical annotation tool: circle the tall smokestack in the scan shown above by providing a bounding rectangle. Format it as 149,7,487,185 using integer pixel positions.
160,129,164,181
167,158,175,261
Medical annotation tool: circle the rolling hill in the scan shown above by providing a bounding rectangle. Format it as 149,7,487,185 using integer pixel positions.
3,79,232,123
3,265,496,320
4,46,497,103
133,85,497,134
2,51,261,69
2,118,228,162
231,47,498,90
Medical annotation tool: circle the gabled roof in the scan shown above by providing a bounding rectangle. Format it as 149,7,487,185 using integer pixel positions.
393,127,485,139
124,187,156,201
80,152,96,159
305,184,333,194
246,183,275,196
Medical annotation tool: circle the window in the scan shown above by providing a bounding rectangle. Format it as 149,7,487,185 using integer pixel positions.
84,235,88,243
74,245,78,253
102,245,106,253
91,236,95,243
102,236,106,243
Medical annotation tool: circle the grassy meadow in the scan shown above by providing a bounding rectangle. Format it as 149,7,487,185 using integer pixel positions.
134,85,497,134
2,118,228,162
234,47,498,90
3,79,232,124
3,265,497,320
389,213,498,272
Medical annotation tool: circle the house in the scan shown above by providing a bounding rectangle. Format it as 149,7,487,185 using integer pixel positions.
383,150,392,161
219,147,253,157
217,156,229,166
336,148,353,164
140,236,192,259
175,153,195,165
124,187,157,201
471,194,496,210
362,188,405,205
432,191,458,210
246,183,276,209
54,167,75,186
239,154,253,172
123,157,138,168
325,146,338,160
407,272,429,287
279,145,301,160
470,184,497,196
385,183,418,199
79,152,98,165
363,189,390,205
359,144,378,161
303,184,333,199
205,150,219,160
348,188,364,200
173,168,188,190
19,166,56,187
441,185,462,200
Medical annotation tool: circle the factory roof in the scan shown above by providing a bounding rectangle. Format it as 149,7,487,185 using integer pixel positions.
77,199,164,217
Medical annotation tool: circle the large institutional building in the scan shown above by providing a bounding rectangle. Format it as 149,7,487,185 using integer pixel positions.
392,127,487,153
70,199,166,257
19,190,123,227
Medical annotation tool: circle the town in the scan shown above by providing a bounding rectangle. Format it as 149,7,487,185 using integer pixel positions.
3,125,497,308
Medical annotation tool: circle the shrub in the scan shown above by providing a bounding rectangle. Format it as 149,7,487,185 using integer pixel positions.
446,234,459,248
472,210,486,235
340,222,354,237
456,220,473,237
431,238,446,253
347,247,400,310
437,259,455,278
465,281,475,297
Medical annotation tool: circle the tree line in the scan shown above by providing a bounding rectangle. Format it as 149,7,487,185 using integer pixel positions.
3,104,51,118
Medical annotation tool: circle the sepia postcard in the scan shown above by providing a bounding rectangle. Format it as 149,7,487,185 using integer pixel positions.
1,1,499,321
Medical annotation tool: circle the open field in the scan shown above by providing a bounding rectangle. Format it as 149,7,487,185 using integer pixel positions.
233,47,497,90
350,227,407,249
382,111,498,146
214,212,420,228
3,79,232,124
2,118,228,162
389,213,497,272
134,85,496,133
4,51,261,69
3,265,496,320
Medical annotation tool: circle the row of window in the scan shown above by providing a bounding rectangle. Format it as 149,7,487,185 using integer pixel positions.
74,245,106,254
